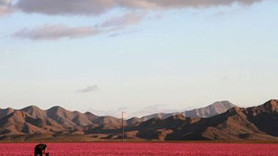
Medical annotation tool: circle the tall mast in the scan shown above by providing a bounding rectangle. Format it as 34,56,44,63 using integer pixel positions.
122,111,125,143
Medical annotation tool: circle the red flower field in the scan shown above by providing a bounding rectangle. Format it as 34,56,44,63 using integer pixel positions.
0,143,277,156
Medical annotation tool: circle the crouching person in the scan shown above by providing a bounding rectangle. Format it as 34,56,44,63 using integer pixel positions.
34,144,49,156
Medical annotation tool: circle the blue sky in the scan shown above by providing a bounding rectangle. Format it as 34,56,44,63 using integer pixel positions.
1,0,278,117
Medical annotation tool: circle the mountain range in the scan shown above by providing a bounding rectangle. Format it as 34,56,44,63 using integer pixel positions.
140,101,235,121
0,100,277,142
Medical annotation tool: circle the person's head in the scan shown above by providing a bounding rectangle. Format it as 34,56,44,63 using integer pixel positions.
34,144,47,156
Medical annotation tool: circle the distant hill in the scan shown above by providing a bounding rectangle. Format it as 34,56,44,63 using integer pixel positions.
0,100,278,142
140,101,236,121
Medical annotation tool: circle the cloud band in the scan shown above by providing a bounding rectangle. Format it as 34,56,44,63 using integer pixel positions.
15,0,263,16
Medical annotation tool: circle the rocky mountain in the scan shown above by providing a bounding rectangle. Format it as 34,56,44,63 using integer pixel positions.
0,100,277,142
127,99,278,141
0,105,123,136
140,101,236,121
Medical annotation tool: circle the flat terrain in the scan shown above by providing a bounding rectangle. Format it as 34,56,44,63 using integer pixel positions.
0,143,277,156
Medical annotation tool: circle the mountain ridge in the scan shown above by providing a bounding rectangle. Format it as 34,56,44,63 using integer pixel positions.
0,100,277,142
140,100,236,121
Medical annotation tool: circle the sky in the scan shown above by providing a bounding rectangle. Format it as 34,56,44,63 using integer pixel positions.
1,0,278,117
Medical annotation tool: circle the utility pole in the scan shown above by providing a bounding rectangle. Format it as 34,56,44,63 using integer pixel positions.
229,122,231,143
122,111,125,143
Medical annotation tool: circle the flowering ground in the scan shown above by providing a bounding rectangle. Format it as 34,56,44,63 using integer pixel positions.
0,142,277,156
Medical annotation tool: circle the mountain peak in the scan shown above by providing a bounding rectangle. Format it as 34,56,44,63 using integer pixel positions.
85,112,93,115
47,106,72,117
183,101,237,118
48,105,63,110
47,106,67,113
21,105,46,119
263,99,278,112
210,100,236,108
21,105,41,111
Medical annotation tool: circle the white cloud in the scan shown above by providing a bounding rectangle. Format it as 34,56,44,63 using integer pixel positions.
15,0,263,16
99,12,146,29
12,24,99,40
77,85,99,93
12,12,145,40
10,0,265,40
